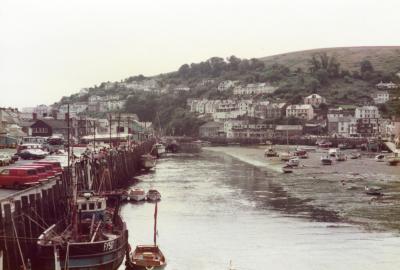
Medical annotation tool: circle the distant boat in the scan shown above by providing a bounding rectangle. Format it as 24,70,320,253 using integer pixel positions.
141,154,157,171
321,155,333,165
294,149,308,159
387,157,400,166
349,152,361,159
154,143,166,157
365,186,383,196
147,189,161,202
280,152,293,161
264,147,278,157
287,157,300,167
127,203,166,270
127,188,146,202
328,148,338,157
335,151,347,161
282,165,293,173
375,154,385,162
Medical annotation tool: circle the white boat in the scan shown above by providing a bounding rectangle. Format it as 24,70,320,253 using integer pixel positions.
350,152,361,159
280,152,293,161
321,155,333,165
127,188,146,202
335,151,347,161
328,148,338,157
287,157,300,167
154,143,166,156
141,154,157,171
147,189,161,201
365,186,383,196
264,147,278,157
282,165,293,173
375,154,385,162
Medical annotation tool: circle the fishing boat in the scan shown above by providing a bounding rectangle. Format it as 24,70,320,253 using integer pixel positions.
35,192,128,270
264,147,278,157
365,186,383,196
282,165,293,173
335,151,347,161
141,154,157,171
387,157,400,166
375,154,385,162
287,157,300,167
127,188,147,202
279,152,293,161
147,189,161,202
127,203,166,270
321,155,333,165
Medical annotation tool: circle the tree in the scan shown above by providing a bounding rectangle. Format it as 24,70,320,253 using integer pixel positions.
315,69,329,85
360,60,374,75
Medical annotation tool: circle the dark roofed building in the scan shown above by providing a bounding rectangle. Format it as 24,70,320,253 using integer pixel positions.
30,119,68,137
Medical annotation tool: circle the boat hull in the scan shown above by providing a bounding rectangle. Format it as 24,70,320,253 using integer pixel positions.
35,226,128,270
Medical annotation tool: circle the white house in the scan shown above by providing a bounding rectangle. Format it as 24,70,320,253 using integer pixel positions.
286,104,314,120
337,116,357,137
233,83,276,95
376,81,398,90
218,80,239,91
355,106,380,119
372,91,389,104
88,95,103,104
304,94,326,106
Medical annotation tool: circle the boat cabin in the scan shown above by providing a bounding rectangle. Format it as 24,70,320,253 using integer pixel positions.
77,193,107,221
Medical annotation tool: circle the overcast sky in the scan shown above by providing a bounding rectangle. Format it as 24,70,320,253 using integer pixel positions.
1,0,399,108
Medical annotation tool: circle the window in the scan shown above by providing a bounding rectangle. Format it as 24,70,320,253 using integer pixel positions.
0,169,9,175
81,204,87,210
89,203,95,210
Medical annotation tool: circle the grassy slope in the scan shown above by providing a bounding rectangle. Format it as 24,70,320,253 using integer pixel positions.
260,46,400,73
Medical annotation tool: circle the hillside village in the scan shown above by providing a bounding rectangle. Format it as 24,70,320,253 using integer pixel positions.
2,48,400,146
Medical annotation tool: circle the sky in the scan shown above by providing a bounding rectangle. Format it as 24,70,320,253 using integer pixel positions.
1,0,400,108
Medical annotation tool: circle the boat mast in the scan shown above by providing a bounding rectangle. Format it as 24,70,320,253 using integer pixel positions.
153,202,158,246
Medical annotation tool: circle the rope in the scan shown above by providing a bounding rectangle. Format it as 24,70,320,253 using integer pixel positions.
11,216,27,270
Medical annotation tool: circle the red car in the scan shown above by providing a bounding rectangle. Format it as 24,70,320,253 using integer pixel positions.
33,161,63,174
20,164,56,178
17,166,50,181
0,167,40,188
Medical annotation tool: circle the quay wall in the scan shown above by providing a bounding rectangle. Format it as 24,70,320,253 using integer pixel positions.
0,138,155,270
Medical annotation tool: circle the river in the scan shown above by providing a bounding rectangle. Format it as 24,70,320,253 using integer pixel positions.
120,150,400,270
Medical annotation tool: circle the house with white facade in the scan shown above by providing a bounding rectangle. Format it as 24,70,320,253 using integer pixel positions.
304,94,326,107
371,91,389,104
354,105,381,136
337,116,357,137
233,83,276,95
218,80,239,91
224,119,271,139
376,81,398,90
88,95,103,104
286,104,314,120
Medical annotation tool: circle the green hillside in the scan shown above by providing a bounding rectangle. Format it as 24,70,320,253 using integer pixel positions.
260,46,400,73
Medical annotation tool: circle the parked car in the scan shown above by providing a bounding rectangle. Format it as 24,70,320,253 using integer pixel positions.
0,153,12,166
0,167,41,188
33,161,62,173
19,149,48,160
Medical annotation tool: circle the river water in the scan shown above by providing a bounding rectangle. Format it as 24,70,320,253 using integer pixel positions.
120,151,400,270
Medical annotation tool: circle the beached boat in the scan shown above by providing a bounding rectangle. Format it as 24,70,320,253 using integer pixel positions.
350,152,361,159
141,154,157,171
127,203,166,270
294,149,308,159
147,189,161,202
264,147,278,157
279,152,293,161
287,157,299,167
35,192,128,270
321,155,333,165
387,157,400,166
335,151,347,161
127,188,147,202
375,154,385,162
365,186,383,196
282,165,293,173
328,148,338,157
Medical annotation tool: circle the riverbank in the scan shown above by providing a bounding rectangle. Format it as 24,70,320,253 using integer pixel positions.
206,145,400,232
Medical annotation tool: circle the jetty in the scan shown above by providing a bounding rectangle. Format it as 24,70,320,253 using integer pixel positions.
0,138,155,270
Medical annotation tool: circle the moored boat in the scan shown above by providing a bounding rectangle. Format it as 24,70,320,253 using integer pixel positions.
147,189,161,202
279,152,293,161
127,203,166,270
321,155,333,165
294,149,308,159
35,192,128,270
375,154,385,162
328,148,338,157
335,151,347,161
282,165,293,173
264,147,278,157
365,186,383,196
141,154,157,171
127,188,147,202
287,157,300,167
154,143,166,157
350,152,361,159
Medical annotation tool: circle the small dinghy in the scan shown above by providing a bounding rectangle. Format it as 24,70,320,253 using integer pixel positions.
147,189,161,202
365,186,383,196
282,165,293,173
